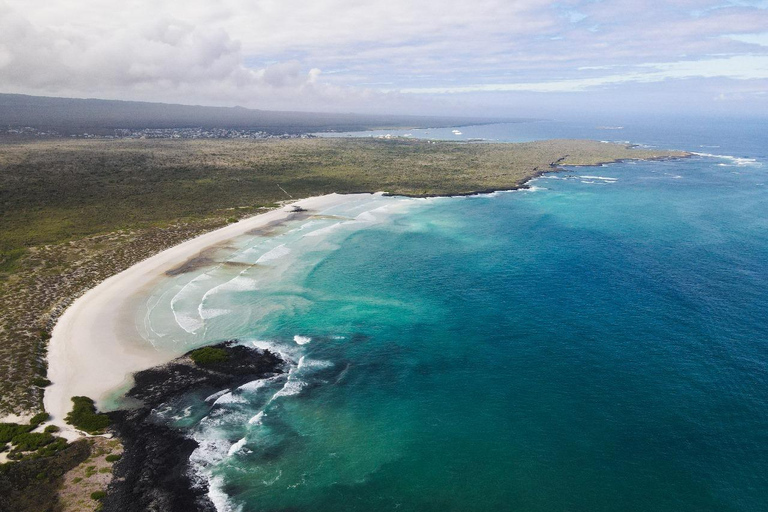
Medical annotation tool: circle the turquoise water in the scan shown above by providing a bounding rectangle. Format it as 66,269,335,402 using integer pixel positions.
138,119,767,511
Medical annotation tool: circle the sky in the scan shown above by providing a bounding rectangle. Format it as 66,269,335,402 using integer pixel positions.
1,0,767,118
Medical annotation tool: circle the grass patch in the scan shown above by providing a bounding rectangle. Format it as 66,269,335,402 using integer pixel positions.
64,397,111,434
90,490,106,501
189,346,230,365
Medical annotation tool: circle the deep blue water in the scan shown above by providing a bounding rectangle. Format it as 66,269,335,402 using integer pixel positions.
143,118,768,511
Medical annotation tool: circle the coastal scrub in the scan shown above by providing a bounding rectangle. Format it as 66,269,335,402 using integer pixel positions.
65,397,111,434
189,346,230,365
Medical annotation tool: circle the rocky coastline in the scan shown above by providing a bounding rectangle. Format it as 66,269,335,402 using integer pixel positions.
102,342,284,512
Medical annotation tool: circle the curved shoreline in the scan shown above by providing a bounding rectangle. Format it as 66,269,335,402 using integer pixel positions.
41,148,691,437
43,193,370,437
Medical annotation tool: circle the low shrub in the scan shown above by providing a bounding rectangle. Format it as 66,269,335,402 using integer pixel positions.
32,377,52,388
105,454,121,462
0,423,32,444
29,412,49,427
33,438,68,458
90,491,106,501
189,347,229,365
11,433,55,452
43,425,59,433
64,397,111,434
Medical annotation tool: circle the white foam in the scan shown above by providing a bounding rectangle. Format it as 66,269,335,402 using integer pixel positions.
221,276,260,292
207,475,243,512
169,274,218,333
272,379,305,399
248,411,265,425
692,152,761,167
298,357,334,370
212,392,247,406
250,339,297,364
198,272,258,311
227,437,247,456
200,308,230,320
294,335,311,345
262,470,282,486
578,175,618,181
204,389,230,402
256,244,291,264
171,405,194,421
302,221,344,238
189,436,230,475
237,375,280,392
172,310,205,334
356,211,376,222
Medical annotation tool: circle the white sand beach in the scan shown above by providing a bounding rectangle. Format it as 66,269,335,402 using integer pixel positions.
44,193,365,436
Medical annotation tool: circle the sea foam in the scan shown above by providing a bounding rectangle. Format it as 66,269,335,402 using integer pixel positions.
692,152,762,167
294,335,312,345
256,244,292,264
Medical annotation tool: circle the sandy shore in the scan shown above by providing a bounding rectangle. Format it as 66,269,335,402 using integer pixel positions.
44,193,364,436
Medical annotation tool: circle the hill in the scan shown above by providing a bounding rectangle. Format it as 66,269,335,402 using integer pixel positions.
0,93,512,136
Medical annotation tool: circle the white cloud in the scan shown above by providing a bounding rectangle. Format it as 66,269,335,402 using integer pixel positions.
727,31,768,45
0,0,767,114
397,55,768,93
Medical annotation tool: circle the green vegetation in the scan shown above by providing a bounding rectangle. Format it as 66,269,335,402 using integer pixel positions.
43,425,59,433
91,490,107,500
0,439,91,512
104,453,121,462
10,432,54,452
29,412,49,427
0,420,68,462
32,377,51,388
190,346,230,365
31,438,68,458
0,423,32,443
0,137,687,415
64,397,111,434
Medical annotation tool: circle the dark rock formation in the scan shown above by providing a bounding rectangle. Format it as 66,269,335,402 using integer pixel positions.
103,342,284,512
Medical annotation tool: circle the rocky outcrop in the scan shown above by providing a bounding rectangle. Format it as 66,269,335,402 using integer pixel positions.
103,342,284,512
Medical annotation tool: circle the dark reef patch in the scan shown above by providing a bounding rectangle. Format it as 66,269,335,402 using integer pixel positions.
102,342,284,512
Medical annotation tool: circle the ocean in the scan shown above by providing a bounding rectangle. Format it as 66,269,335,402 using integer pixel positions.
130,117,767,511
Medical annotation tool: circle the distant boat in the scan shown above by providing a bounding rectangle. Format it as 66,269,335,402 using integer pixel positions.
596,126,624,130
452,129,463,135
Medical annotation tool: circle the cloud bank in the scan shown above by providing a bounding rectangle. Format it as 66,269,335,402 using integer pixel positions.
1,0,767,116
